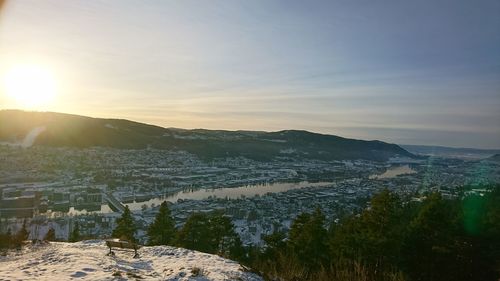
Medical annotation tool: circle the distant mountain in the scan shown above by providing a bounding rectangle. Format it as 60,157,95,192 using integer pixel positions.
486,154,500,162
401,144,500,160
0,110,416,161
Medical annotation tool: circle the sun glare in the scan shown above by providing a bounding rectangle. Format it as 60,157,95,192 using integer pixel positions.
3,64,57,109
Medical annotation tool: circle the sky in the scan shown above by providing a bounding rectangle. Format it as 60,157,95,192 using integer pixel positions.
0,0,499,149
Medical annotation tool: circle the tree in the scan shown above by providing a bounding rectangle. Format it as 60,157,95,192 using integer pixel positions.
112,206,138,242
176,212,244,259
16,219,30,243
69,221,81,242
288,207,329,270
453,186,500,281
9,220,30,248
176,213,213,253
402,192,458,281
147,201,176,245
262,230,286,259
330,189,405,272
0,228,12,249
210,213,244,260
44,227,56,241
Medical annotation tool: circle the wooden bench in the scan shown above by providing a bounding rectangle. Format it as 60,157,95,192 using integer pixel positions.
105,239,141,258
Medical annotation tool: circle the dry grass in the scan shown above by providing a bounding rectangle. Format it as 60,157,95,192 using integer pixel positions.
254,255,406,281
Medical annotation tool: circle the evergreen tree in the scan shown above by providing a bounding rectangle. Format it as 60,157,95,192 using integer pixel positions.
69,221,81,242
402,192,458,281
260,230,287,265
477,185,500,280
44,227,56,241
330,189,405,271
17,219,30,242
175,212,244,259
288,207,328,270
147,201,176,245
9,220,30,248
210,213,244,260
112,206,138,242
176,213,214,253
0,228,12,249
456,192,499,281
245,185,500,281
6,228,12,245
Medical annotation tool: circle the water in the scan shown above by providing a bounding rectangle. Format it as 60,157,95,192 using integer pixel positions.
369,165,417,179
124,181,332,210
55,181,333,214
51,166,417,215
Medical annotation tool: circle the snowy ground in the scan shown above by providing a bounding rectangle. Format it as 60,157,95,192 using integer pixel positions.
0,241,262,281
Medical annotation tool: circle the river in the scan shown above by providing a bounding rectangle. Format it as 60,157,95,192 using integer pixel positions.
369,165,417,179
63,181,333,215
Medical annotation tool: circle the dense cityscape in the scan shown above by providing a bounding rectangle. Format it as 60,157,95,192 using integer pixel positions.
1,144,498,246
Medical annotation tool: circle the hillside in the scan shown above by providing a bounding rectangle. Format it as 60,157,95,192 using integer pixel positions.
0,240,262,281
0,110,415,161
402,144,500,160
486,154,500,162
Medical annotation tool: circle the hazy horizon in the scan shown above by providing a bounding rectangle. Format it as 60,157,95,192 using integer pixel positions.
1,0,499,149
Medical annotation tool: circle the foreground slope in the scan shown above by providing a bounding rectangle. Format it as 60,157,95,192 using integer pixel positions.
0,240,262,281
0,110,415,161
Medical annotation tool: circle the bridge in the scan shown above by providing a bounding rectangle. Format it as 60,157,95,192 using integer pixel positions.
104,192,126,213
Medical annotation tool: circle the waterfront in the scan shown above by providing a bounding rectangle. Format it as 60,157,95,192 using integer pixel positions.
369,165,417,179
124,181,333,210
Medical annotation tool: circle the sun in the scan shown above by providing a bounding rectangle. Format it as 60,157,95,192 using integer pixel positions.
3,64,57,109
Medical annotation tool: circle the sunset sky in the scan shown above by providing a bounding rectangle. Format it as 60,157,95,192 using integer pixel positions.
0,0,499,148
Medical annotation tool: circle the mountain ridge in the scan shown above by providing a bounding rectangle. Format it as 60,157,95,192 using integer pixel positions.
487,154,500,162
402,144,500,160
0,109,416,161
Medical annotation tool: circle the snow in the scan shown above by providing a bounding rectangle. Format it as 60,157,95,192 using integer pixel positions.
279,148,296,154
105,124,118,130
0,241,262,281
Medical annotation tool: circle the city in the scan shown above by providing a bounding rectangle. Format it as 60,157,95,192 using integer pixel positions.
1,144,498,246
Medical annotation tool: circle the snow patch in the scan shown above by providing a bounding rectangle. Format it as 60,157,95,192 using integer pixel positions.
0,240,262,281
279,148,296,154
259,139,287,143
104,123,118,130
173,134,208,140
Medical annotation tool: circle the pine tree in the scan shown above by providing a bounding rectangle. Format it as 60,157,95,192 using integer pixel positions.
6,228,12,246
10,220,30,248
176,213,214,253
0,228,12,249
175,212,244,258
402,192,459,281
262,230,286,259
329,189,405,271
69,221,81,242
112,206,137,242
288,207,328,270
17,219,30,241
147,201,176,245
44,227,56,241
210,213,244,259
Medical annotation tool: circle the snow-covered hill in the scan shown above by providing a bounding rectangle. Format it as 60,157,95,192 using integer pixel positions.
0,240,262,281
